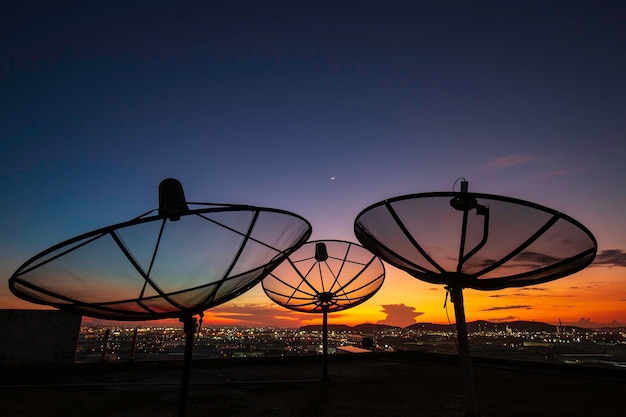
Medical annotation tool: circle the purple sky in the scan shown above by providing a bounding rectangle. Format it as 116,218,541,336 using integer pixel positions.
2,1,625,327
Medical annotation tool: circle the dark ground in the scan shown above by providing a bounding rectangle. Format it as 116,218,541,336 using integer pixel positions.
1,352,624,417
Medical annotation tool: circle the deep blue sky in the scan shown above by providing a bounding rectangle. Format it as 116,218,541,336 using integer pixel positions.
2,1,625,326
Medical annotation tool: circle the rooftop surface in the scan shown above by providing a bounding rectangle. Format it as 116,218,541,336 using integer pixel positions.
1,352,624,417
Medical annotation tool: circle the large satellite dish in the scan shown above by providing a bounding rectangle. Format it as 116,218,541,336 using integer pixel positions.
262,239,385,381
354,180,597,417
8,178,312,417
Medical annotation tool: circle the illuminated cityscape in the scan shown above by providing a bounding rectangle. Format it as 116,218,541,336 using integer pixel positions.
76,322,626,369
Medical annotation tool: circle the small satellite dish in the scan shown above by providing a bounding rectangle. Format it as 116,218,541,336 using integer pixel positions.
263,239,385,381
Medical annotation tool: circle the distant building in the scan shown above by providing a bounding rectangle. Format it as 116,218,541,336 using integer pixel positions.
0,309,82,366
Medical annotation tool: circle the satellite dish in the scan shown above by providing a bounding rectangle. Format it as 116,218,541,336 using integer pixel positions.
262,239,385,381
8,178,312,417
354,181,596,417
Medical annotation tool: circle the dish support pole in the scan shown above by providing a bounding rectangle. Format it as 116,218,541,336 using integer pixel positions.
321,307,330,382
449,285,479,417
178,316,198,417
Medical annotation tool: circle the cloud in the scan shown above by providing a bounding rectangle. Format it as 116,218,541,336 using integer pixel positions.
481,305,532,312
571,317,626,328
510,288,548,297
515,251,561,264
490,287,548,298
514,290,545,297
377,304,424,327
545,167,588,177
488,315,518,323
480,252,563,269
205,304,362,328
483,154,534,169
208,303,311,327
593,249,626,267
274,315,300,322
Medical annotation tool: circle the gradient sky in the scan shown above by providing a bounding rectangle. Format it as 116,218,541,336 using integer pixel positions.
2,0,625,329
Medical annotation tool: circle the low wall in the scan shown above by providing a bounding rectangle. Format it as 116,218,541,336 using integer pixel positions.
0,309,82,366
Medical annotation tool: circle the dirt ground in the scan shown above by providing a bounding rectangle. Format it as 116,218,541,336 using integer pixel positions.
1,352,624,417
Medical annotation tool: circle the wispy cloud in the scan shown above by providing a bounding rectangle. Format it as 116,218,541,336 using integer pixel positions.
274,315,300,322
545,167,588,177
481,305,532,312
483,154,534,169
516,251,561,264
490,287,548,298
489,315,518,323
593,249,626,267
209,303,311,327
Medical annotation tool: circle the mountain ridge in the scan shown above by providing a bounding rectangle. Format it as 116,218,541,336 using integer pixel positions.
298,320,607,333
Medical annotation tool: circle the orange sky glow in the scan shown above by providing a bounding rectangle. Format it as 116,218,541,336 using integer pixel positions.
66,263,625,330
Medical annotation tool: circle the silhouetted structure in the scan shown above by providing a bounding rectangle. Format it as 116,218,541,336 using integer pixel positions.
354,179,597,417
8,178,311,417
263,240,385,380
